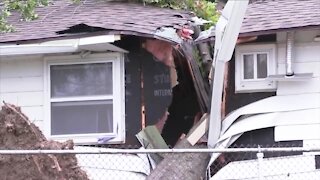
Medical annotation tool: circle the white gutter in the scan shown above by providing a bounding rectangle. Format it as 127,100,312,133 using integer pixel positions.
208,0,249,148
0,44,78,56
0,35,127,56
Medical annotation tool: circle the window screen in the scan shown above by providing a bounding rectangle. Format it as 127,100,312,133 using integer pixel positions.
51,63,113,98
50,62,114,136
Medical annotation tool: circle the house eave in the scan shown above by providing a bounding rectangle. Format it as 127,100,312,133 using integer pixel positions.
0,34,128,56
239,25,320,37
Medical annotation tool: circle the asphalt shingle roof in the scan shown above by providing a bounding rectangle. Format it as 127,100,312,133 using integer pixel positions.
0,0,193,43
1,0,319,42
240,0,320,36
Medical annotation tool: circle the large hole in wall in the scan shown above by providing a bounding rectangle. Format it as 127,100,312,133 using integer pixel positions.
143,39,201,147
111,36,201,147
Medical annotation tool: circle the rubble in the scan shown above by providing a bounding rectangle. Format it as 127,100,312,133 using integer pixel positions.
0,103,88,180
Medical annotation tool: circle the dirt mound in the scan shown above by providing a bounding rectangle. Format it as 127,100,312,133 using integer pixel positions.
0,103,89,180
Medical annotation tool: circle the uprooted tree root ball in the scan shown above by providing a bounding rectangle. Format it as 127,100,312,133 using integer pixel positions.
0,103,89,180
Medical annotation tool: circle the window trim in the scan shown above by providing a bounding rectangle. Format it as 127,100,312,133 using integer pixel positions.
235,44,277,93
44,53,125,144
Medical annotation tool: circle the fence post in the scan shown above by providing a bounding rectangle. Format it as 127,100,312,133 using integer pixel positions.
257,146,264,180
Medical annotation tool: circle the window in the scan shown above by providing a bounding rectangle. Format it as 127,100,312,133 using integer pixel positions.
45,53,125,144
235,44,277,93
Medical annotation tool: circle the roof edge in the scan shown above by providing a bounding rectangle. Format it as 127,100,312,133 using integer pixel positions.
239,25,320,37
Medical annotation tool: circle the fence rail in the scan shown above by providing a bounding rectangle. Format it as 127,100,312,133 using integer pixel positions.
1,146,320,154
1,146,320,180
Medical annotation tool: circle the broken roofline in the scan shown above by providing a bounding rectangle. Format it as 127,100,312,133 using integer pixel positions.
0,29,162,44
0,26,196,45
0,34,129,56
0,0,198,43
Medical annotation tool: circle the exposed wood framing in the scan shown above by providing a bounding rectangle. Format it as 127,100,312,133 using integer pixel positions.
221,62,229,119
187,113,209,146
180,42,210,113
140,58,146,129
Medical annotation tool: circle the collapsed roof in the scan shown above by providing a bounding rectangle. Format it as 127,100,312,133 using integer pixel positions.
0,0,195,43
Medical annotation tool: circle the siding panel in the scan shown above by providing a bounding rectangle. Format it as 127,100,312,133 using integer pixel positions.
0,76,43,93
0,57,44,131
20,106,44,122
0,58,43,78
0,92,43,106
277,42,320,63
275,124,320,141
277,62,320,77
277,77,320,95
33,120,44,130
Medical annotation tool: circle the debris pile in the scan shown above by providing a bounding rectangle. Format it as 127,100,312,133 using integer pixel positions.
0,103,88,180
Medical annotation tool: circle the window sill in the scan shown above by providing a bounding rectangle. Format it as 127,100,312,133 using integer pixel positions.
49,134,125,145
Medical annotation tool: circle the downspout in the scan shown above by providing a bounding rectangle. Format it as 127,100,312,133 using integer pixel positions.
267,31,313,80
286,31,295,76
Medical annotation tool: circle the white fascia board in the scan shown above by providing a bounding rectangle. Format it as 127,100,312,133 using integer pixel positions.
0,35,125,56
0,44,78,56
78,35,127,53
219,113,278,142
78,35,120,46
208,0,249,148
79,43,128,53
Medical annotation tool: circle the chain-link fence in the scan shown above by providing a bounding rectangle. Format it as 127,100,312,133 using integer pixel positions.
1,146,320,180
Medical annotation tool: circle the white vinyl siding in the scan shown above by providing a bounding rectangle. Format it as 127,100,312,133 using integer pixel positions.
0,53,125,144
276,36,320,95
0,56,44,126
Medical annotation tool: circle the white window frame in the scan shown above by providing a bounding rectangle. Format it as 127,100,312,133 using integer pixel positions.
44,53,125,144
235,44,277,93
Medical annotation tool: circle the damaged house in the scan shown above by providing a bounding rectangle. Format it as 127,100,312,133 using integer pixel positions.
0,1,213,178
212,0,320,151
0,0,209,147
1,0,320,179
209,0,320,179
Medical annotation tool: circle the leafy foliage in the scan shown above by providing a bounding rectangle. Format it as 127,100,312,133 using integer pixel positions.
0,0,81,32
143,0,219,27
1,0,49,32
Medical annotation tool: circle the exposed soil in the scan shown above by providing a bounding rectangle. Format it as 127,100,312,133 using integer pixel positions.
0,103,89,180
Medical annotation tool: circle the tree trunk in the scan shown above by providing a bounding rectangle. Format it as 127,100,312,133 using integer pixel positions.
147,139,210,180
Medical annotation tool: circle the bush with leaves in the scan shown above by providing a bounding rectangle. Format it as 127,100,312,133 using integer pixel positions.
143,0,218,27
0,0,49,32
